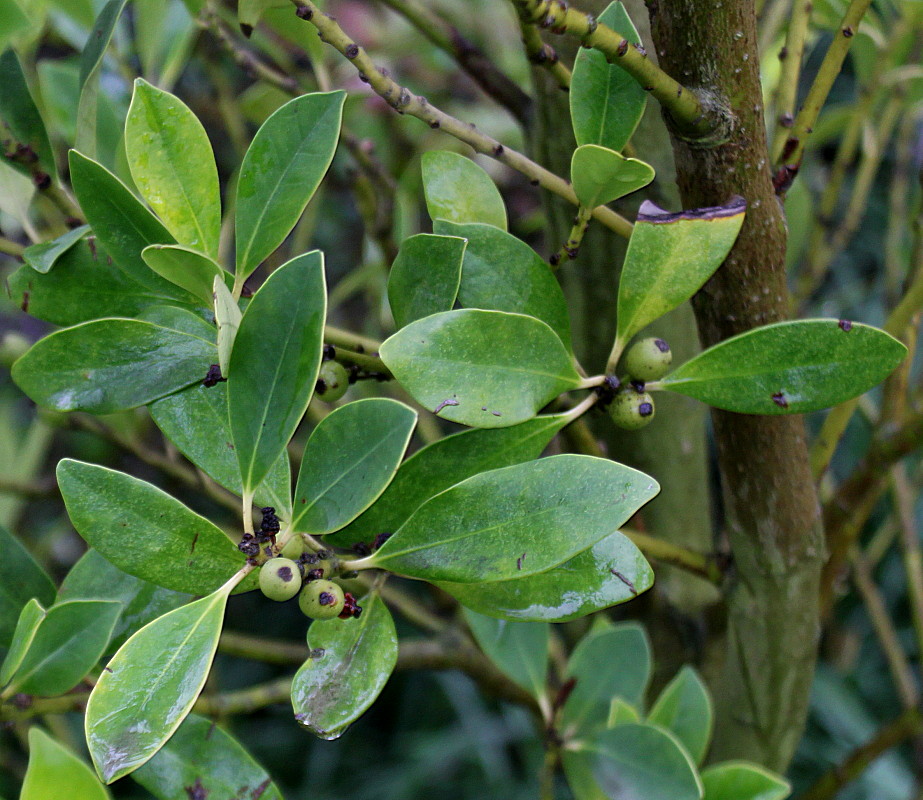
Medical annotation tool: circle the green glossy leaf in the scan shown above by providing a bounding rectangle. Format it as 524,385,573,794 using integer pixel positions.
659,319,908,414
433,221,573,349
464,609,548,702
58,549,192,654
213,275,241,377
0,2,30,51
23,225,90,273
12,318,215,413
608,697,641,726
56,459,256,595
387,233,465,328
229,251,326,493
132,713,282,800
571,145,654,208
615,198,746,349
150,382,291,515
561,622,652,736
584,723,703,800
437,531,653,622
141,244,225,304
125,79,221,258
86,587,232,783
0,524,54,648
648,665,713,764
570,1,646,152
68,151,201,303
136,304,216,339
0,599,44,685
701,762,790,800
21,728,110,800
332,413,570,547
292,398,416,535
235,91,345,279
422,150,507,230
562,750,608,800
373,455,658,583
380,309,581,428
2,599,120,696
291,593,397,739
0,48,55,176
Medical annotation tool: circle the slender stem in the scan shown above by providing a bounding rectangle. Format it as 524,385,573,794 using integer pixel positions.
334,346,391,376
377,582,448,634
769,0,812,161
219,631,308,664
551,205,593,268
241,489,255,536
893,465,923,671
623,529,724,585
0,236,25,257
194,677,292,716
290,1,632,239
517,13,572,91
324,324,383,354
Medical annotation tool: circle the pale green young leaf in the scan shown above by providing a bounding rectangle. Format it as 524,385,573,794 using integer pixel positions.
140,244,225,304
22,225,90,274
422,150,507,230
608,697,641,726
0,524,55,648
701,762,791,800
648,665,714,764
372,455,658,583
658,319,907,414
134,0,197,88
379,309,581,429
86,587,232,783
571,145,654,208
387,233,466,328
229,251,326,493
125,79,221,258
212,275,242,377
21,728,111,800
291,593,397,739
0,599,44,686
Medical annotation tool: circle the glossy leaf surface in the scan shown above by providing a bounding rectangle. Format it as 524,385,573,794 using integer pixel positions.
373,455,658,583
141,244,225,304
235,91,345,278
0,599,44,685
700,762,790,800
291,593,397,739
434,221,572,348
0,524,55,648
648,665,713,764
86,587,232,783
292,399,416,534
132,713,283,800
125,79,221,257
570,1,646,152
422,150,507,230
380,309,581,428
571,145,654,208
229,251,326,492
438,531,652,622
23,225,90,273
0,48,55,176
21,728,110,800
464,610,548,702
659,319,907,414
57,460,255,594
12,318,215,413
387,233,465,328
212,275,241,377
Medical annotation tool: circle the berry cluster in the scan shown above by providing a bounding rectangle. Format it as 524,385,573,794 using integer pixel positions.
598,337,673,431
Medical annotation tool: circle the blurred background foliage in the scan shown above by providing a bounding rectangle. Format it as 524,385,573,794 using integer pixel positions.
0,0,920,797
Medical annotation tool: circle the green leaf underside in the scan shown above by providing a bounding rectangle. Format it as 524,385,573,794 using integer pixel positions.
141,244,225,303
11,318,215,413
68,151,201,303
86,588,231,783
464,610,548,701
125,79,221,257
379,309,581,429
387,233,466,329
374,455,659,583
4,599,121,696
229,251,326,492
0,49,55,176
23,225,90,273
1,599,45,686
421,150,507,230
58,549,192,654
569,1,646,152
132,713,283,800
583,723,703,800
150,382,292,515
437,531,652,622
21,728,110,800
292,398,416,534
212,276,241,377
700,762,790,800
291,593,397,740
56,460,255,595
570,145,654,208
616,197,746,347
433,221,573,350
332,414,570,547
648,665,714,765
236,91,345,279
0,524,55,648
660,320,907,414
562,622,652,736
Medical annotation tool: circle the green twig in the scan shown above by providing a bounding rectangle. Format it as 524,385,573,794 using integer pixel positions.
517,13,571,91
770,0,812,160
624,529,724,585
551,205,592,268
0,236,25,257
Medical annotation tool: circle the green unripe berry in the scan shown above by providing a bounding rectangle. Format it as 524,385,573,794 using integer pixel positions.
299,579,345,619
316,360,349,402
622,337,672,381
259,558,302,602
280,535,307,560
608,390,656,430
